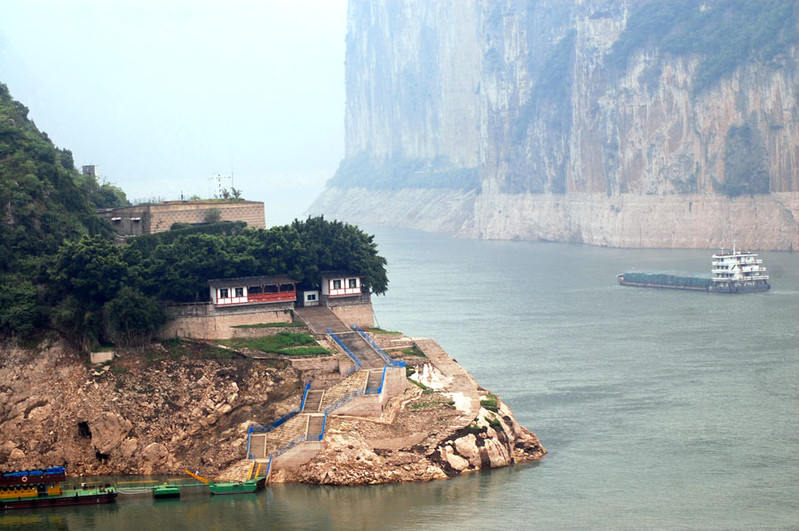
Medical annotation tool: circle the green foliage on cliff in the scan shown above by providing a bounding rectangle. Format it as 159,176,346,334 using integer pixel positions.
329,152,480,192
0,84,388,348
718,124,770,197
607,0,799,92
0,83,130,339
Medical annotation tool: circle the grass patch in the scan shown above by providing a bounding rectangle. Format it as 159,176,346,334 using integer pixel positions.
366,327,402,335
408,401,439,410
401,345,426,358
480,394,499,413
409,378,429,391
232,322,306,329
485,413,503,431
219,332,327,356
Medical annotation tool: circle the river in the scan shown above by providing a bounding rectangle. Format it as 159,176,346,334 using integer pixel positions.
4,227,798,529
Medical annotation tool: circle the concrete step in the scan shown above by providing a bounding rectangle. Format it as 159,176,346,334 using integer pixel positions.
302,390,324,413
306,415,325,438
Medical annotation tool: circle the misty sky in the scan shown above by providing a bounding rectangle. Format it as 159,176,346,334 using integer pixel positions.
0,0,347,225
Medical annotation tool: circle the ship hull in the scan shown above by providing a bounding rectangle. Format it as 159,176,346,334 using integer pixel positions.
0,489,117,510
709,282,771,293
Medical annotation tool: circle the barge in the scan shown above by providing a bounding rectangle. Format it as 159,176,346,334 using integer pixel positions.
618,246,770,293
0,467,117,510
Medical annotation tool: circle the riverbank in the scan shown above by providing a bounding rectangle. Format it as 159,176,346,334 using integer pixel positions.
0,332,544,484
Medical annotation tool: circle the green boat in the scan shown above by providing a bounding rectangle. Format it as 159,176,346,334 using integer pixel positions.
152,484,180,498
208,477,262,495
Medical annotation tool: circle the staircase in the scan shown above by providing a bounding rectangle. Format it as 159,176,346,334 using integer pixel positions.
302,389,324,413
295,306,385,368
306,415,325,439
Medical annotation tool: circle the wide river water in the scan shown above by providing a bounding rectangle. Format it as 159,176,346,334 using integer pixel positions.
4,227,798,529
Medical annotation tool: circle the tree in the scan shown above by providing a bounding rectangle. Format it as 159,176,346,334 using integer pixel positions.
103,287,166,348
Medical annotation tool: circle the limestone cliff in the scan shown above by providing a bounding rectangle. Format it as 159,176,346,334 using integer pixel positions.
310,0,799,250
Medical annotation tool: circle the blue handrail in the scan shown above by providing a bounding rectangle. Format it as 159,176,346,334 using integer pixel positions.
300,382,311,411
350,325,405,368
327,328,362,369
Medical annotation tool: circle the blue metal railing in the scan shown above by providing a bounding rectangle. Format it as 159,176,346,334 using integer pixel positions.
351,325,405,368
327,328,363,369
248,382,311,435
246,382,311,458
300,383,311,412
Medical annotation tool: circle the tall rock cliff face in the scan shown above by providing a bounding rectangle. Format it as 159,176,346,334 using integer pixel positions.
310,0,799,250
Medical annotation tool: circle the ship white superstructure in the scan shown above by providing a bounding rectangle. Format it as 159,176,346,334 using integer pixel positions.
710,244,770,293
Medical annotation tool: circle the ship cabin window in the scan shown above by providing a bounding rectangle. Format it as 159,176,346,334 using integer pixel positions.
348,278,358,288
280,283,295,293
235,287,244,297
265,284,279,294
248,286,262,295
333,279,342,289
219,288,229,298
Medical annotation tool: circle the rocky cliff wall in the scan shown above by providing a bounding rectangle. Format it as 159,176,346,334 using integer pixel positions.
310,187,799,250
318,0,799,250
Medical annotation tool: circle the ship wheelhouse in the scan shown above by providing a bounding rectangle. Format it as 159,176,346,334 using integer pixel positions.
710,248,770,292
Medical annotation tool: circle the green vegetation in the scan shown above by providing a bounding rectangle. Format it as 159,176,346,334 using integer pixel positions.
232,322,305,329
0,84,389,350
607,0,799,93
328,152,480,192
485,413,503,431
401,345,426,358
219,332,328,356
366,327,402,335
718,124,770,196
480,394,499,413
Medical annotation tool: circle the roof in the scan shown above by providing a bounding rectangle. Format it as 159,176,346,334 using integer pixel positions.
319,270,363,279
207,275,297,289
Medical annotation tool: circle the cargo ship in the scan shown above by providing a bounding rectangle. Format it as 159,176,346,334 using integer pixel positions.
617,246,770,293
0,467,117,510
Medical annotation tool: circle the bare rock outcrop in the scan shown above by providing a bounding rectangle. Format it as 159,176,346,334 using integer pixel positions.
0,338,301,477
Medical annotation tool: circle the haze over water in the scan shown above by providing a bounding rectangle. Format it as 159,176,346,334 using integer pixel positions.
3,227,797,529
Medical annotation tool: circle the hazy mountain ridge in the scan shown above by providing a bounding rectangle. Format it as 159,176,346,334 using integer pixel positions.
311,0,799,250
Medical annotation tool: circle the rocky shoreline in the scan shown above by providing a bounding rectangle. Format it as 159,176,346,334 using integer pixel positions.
0,333,544,485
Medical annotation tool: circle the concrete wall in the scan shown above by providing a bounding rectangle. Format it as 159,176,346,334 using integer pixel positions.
329,302,375,328
161,305,293,339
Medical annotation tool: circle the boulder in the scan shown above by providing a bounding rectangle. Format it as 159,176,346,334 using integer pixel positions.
453,433,481,467
90,412,133,455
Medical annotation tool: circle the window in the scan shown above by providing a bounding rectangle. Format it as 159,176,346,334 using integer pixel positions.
248,286,262,295
280,283,295,292
235,287,244,297
219,288,228,298
348,278,358,289
306,293,317,301
265,285,278,293
332,279,342,290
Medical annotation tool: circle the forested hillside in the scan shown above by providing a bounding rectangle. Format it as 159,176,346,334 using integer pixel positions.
0,84,387,348
0,83,127,337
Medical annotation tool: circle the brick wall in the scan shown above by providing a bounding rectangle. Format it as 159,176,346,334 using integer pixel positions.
100,201,266,236
147,201,266,233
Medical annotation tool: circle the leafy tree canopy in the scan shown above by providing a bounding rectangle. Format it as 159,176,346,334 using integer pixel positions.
0,83,389,348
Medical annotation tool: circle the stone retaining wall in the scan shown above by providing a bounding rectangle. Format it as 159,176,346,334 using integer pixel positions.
329,302,375,328
161,307,293,339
